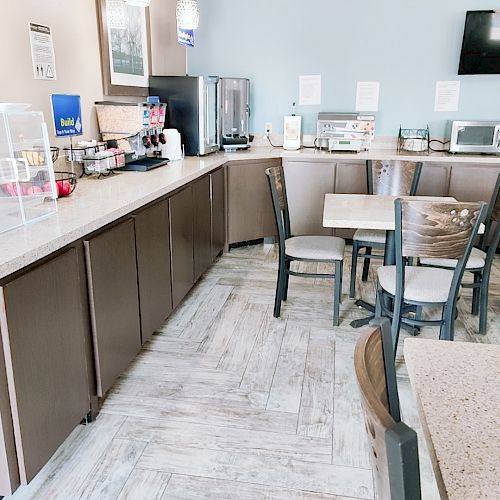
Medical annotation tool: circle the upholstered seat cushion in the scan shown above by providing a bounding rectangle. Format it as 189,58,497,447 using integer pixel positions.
377,266,455,303
353,229,386,244
419,247,486,271
285,236,345,261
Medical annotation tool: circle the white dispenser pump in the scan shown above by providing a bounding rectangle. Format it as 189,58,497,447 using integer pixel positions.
283,102,301,150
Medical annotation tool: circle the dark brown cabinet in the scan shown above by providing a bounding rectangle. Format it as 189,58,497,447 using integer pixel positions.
193,175,212,282
227,159,279,244
134,199,173,344
169,186,195,308
0,248,90,485
211,168,225,259
84,219,141,397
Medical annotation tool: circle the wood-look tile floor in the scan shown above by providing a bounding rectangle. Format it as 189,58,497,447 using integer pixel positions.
9,244,500,500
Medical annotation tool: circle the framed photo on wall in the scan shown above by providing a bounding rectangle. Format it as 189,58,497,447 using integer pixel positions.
96,0,152,96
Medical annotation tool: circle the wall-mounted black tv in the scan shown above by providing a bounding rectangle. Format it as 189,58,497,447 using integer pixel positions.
459,10,500,74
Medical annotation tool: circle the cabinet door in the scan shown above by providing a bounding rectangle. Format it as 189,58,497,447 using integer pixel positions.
416,164,450,197
211,168,225,259
227,159,279,244
84,219,141,397
0,248,90,484
134,199,172,344
283,160,335,236
170,186,195,308
193,176,212,282
448,165,500,202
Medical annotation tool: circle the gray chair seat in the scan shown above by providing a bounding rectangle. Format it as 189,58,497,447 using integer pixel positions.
377,265,455,303
285,236,345,261
353,229,386,244
420,247,486,270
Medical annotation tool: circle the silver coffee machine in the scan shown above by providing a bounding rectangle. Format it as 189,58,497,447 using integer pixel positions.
219,78,250,151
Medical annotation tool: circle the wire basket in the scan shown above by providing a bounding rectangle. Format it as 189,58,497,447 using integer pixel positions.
54,171,77,197
18,146,60,166
397,126,430,153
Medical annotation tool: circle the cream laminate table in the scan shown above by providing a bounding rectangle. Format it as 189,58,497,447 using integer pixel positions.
404,338,500,500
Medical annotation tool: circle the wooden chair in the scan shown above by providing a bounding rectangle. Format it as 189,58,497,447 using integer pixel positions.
266,166,345,326
375,199,487,352
420,173,500,334
355,318,421,500
349,160,423,299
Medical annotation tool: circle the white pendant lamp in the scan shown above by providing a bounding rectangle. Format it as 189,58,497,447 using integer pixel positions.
176,0,200,30
107,0,127,29
125,0,151,6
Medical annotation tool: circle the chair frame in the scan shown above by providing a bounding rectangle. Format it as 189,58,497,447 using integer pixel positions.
350,160,423,298
354,318,421,500
266,166,343,326
376,199,488,353
421,174,500,335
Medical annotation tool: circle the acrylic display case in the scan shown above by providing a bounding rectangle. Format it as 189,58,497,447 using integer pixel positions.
0,105,58,234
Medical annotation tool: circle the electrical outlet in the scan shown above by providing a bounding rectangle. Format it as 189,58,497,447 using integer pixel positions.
265,122,273,136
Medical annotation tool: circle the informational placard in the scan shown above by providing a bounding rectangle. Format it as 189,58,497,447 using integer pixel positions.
356,81,380,112
29,22,57,80
299,75,321,106
434,81,460,112
177,28,195,47
50,94,83,137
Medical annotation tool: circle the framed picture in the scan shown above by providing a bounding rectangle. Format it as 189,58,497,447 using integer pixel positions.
96,0,152,96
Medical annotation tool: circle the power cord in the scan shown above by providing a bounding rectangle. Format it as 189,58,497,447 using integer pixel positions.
429,139,450,153
266,135,318,149
266,134,283,148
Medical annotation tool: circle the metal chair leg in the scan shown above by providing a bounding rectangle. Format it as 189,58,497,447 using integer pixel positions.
471,272,481,316
350,241,359,298
440,301,456,341
283,260,291,301
479,278,489,335
375,283,382,318
362,246,372,282
333,260,342,327
274,257,285,318
391,295,403,355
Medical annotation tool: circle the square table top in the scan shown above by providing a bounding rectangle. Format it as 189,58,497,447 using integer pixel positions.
322,194,456,230
404,338,500,500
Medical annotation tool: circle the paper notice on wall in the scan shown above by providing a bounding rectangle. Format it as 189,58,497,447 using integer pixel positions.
299,75,321,106
356,81,380,112
29,22,57,80
434,81,460,112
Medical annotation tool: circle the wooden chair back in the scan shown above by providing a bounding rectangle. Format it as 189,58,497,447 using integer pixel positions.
355,318,421,500
266,166,292,246
367,160,422,196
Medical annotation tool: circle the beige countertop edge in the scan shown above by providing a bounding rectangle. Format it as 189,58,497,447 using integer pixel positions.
1,147,500,280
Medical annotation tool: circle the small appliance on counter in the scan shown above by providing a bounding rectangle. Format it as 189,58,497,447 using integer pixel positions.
95,101,168,171
219,78,251,151
397,126,430,153
448,121,500,154
149,75,220,156
316,112,375,152
160,129,183,161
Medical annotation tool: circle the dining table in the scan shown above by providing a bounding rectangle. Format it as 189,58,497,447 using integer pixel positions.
404,338,500,500
322,193,455,328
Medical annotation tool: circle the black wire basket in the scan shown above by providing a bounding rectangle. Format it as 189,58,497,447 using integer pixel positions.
54,171,77,197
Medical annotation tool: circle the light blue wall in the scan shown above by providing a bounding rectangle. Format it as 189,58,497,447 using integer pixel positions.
188,0,500,138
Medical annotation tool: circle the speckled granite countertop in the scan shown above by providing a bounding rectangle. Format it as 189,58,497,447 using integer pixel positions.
1,146,499,280
404,338,500,500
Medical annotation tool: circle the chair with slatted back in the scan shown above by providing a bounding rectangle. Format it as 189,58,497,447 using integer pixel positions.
355,318,421,500
266,165,345,326
349,160,423,299
419,173,500,334
375,199,487,352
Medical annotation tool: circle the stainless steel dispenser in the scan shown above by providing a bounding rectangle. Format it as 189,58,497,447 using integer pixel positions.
219,78,250,151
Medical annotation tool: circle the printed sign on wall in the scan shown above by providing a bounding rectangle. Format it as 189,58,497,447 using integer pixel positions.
50,94,83,137
178,28,195,47
29,23,57,80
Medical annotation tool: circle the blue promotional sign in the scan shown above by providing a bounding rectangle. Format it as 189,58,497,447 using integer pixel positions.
177,28,195,47
50,94,83,137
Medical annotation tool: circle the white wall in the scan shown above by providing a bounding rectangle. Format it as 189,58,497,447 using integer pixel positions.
0,0,185,150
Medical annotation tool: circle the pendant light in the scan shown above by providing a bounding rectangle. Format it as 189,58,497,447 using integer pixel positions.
176,0,200,30
125,0,151,6
107,0,127,30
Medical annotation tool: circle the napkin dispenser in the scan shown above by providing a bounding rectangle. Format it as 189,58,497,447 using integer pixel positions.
160,129,183,161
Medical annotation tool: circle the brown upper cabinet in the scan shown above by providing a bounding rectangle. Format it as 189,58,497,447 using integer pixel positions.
227,159,279,244
84,219,141,397
134,199,173,344
0,247,90,485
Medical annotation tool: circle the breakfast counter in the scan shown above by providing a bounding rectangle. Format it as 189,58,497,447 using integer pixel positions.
1,146,500,279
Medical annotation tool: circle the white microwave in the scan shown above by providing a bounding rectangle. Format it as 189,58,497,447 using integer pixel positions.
449,121,500,154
